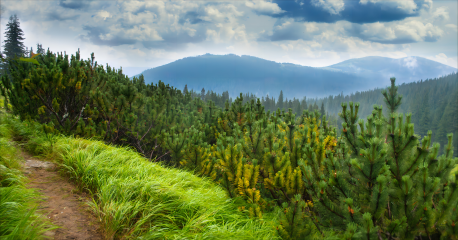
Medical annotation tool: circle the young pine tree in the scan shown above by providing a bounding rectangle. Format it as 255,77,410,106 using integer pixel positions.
297,78,458,239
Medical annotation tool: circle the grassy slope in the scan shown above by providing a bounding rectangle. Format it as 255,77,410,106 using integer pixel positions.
1,115,278,240
0,118,55,239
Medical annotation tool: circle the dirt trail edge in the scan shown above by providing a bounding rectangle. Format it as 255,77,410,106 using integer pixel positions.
21,151,104,240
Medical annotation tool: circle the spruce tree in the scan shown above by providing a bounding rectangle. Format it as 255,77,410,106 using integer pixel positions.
320,102,325,119
3,15,26,59
418,93,431,137
36,44,44,54
278,90,284,110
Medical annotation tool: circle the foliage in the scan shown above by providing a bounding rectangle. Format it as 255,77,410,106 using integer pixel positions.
0,115,278,240
292,78,458,239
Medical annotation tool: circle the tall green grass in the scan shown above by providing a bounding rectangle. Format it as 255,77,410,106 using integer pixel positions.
0,119,55,239
1,115,279,239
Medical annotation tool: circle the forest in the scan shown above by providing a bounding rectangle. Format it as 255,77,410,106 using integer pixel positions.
230,72,458,156
0,47,457,239
187,72,458,157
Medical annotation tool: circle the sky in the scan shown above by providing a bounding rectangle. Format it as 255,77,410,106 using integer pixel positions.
1,0,457,77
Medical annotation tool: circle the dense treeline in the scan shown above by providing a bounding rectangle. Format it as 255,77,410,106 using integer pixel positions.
215,73,456,155
1,50,457,239
319,73,458,152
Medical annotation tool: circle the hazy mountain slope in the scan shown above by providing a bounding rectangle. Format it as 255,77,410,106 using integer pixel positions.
324,56,457,84
137,54,457,98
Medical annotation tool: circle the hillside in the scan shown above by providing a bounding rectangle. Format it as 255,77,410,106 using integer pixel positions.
135,54,456,98
3,49,457,239
0,115,278,239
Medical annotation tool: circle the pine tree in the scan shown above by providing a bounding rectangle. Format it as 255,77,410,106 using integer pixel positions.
278,90,284,110
296,78,458,239
3,15,26,59
36,44,44,54
320,102,325,119
183,84,188,95
417,93,431,137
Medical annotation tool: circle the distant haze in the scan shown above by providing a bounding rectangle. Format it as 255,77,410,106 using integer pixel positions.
133,54,457,99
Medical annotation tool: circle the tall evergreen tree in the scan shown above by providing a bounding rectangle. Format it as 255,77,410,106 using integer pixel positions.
3,15,26,59
36,43,44,54
183,84,188,95
417,93,431,137
320,102,325,119
278,90,284,110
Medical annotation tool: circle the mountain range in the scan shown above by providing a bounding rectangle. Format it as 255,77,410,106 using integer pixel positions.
131,54,457,99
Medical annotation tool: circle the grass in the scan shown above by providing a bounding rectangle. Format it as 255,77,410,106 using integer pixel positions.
0,114,279,240
0,118,55,239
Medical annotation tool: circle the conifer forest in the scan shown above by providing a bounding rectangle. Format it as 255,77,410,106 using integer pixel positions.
1,9,458,240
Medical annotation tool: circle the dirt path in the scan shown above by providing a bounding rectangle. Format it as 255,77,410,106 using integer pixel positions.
21,151,104,240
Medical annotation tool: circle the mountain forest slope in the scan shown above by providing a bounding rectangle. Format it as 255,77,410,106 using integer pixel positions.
135,54,456,99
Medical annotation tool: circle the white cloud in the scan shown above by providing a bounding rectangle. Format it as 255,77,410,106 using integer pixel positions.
402,56,418,69
245,1,283,15
394,21,443,42
359,22,397,42
353,20,444,43
425,53,458,68
432,7,449,22
96,10,111,20
311,0,345,15
445,24,457,30
305,23,319,33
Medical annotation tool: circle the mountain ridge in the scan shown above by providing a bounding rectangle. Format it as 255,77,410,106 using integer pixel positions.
132,54,456,98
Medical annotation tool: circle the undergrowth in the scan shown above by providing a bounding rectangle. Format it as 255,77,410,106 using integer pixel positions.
0,114,279,240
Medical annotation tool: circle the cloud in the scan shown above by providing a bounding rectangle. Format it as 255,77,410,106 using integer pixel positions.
311,0,345,15
402,56,418,69
179,11,205,25
264,0,432,23
96,10,111,21
46,11,79,21
426,53,458,68
59,0,90,9
445,24,457,31
245,0,284,15
359,0,418,14
346,21,443,44
258,19,319,41
80,26,137,47
78,1,241,49
2,0,454,72
432,7,449,22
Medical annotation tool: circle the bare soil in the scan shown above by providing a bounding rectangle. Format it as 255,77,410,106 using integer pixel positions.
21,152,104,240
